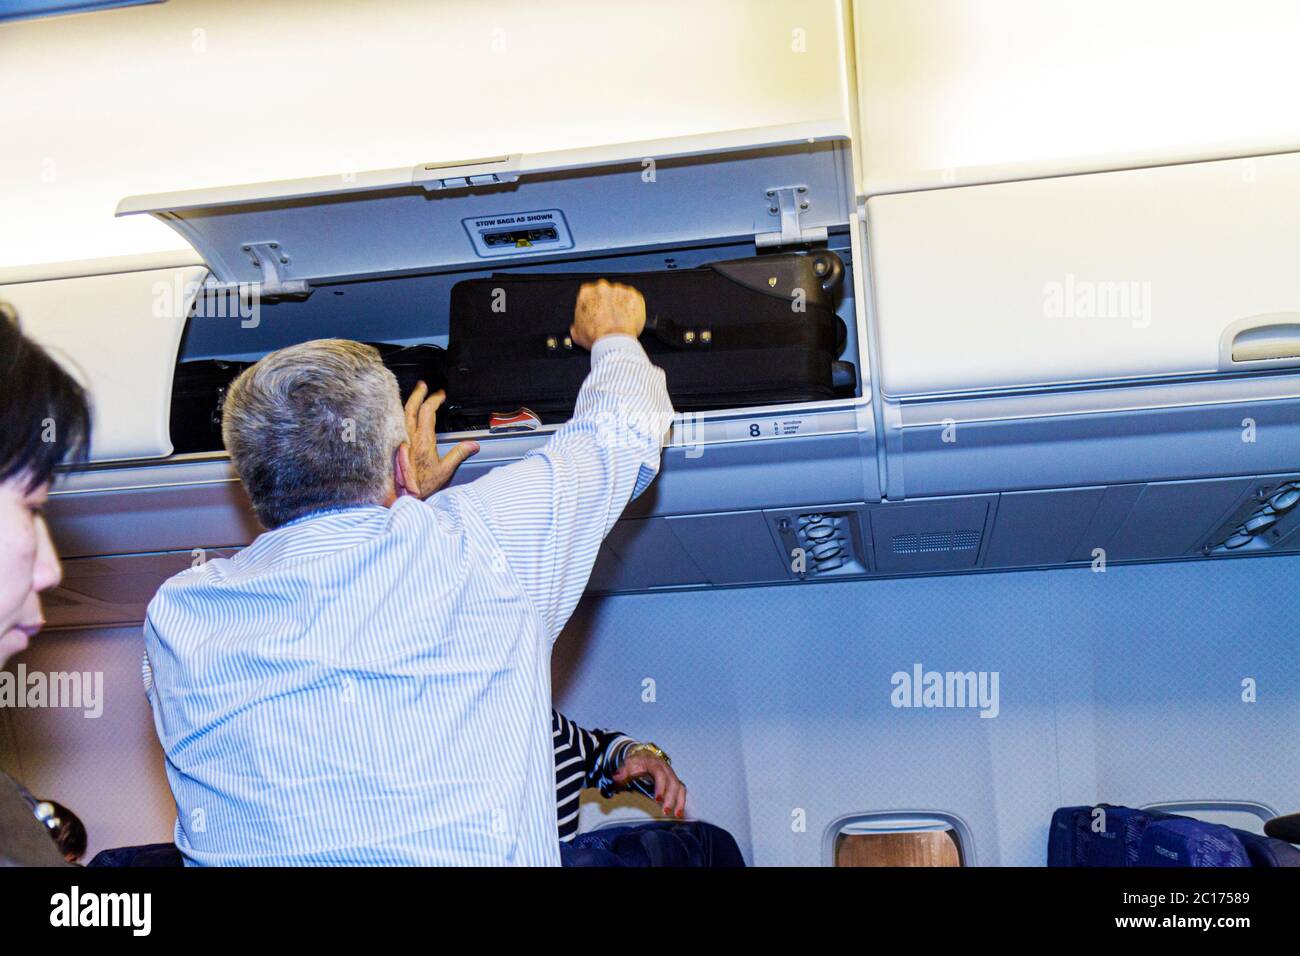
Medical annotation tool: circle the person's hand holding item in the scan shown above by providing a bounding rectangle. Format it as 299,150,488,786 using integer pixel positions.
614,745,687,818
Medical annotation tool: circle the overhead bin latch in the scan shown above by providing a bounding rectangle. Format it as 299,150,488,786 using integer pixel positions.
412,154,523,191
756,185,827,249
1220,313,1300,369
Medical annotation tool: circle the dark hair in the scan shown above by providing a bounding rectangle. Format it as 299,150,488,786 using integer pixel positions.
0,302,92,490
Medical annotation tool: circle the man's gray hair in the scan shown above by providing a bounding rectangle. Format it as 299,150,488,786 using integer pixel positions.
222,339,407,529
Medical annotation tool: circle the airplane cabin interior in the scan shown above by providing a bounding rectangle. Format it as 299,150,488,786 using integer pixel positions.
1,0,1298,922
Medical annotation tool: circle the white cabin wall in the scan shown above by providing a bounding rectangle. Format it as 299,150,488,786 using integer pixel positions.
554,554,1300,865
0,0,849,268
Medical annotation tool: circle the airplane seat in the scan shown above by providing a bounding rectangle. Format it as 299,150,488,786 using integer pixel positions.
87,825,747,868
1052,804,1176,867
1047,806,1087,866
1118,809,1177,867
561,821,745,868
1233,828,1300,868
1049,805,1300,867
87,842,183,868
1071,807,1125,867
1137,819,1251,868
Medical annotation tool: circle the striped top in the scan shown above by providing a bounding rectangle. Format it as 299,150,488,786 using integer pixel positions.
552,709,649,842
142,335,673,866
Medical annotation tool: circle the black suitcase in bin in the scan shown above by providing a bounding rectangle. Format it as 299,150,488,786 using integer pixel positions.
443,250,854,431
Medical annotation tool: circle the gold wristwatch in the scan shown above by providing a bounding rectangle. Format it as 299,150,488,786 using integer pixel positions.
625,741,670,766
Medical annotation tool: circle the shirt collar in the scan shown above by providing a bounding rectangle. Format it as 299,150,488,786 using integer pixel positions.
233,502,392,570
277,502,389,529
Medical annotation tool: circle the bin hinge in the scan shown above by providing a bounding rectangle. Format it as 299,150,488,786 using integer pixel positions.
756,185,827,249
235,241,310,298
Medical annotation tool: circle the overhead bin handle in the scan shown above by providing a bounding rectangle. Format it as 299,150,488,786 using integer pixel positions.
1220,313,1300,369
411,154,523,191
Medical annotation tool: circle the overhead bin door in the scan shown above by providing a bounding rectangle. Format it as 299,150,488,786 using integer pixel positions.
866,152,1300,398
116,124,853,287
852,0,1300,193
0,264,208,462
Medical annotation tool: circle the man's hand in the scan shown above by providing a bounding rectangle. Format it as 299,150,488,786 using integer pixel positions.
613,751,687,818
399,382,478,499
570,279,646,350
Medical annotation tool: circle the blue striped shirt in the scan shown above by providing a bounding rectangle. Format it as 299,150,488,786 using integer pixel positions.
142,335,673,866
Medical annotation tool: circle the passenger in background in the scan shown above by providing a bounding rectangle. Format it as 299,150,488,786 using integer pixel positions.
143,281,674,865
0,304,91,867
552,710,744,867
28,798,87,864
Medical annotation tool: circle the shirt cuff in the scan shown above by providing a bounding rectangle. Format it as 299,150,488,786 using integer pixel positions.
590,333,647,364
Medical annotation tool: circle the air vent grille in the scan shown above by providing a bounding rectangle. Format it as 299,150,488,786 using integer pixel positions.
1207,479,1300,554
893,529,981,555
776,510,867,579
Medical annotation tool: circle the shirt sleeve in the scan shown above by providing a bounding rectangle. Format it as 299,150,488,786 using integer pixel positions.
451,334,674,639
567,714,637,797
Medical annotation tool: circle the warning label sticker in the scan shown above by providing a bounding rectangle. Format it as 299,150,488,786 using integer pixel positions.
463,208,574,257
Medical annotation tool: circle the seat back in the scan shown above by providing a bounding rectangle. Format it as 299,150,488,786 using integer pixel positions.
1137,818,1251,867
1233,827,1300,867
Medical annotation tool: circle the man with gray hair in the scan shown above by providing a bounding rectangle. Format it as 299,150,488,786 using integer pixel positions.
143,280,673,866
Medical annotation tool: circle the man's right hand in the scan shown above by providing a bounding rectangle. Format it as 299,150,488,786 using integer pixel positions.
400,382,478,499
570,279,646,350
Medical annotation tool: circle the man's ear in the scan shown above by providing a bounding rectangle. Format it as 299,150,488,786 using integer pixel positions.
393,442,418,498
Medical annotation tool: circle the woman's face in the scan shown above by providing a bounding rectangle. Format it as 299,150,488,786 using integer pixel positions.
0,474,62,666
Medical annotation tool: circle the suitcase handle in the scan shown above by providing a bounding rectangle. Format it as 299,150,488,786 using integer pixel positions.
810,252,843,294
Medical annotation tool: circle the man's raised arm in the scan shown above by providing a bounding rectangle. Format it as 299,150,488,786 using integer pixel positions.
445,280,674,639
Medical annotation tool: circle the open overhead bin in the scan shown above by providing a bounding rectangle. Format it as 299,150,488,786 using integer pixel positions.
42,122,880,576
114,120,874,452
